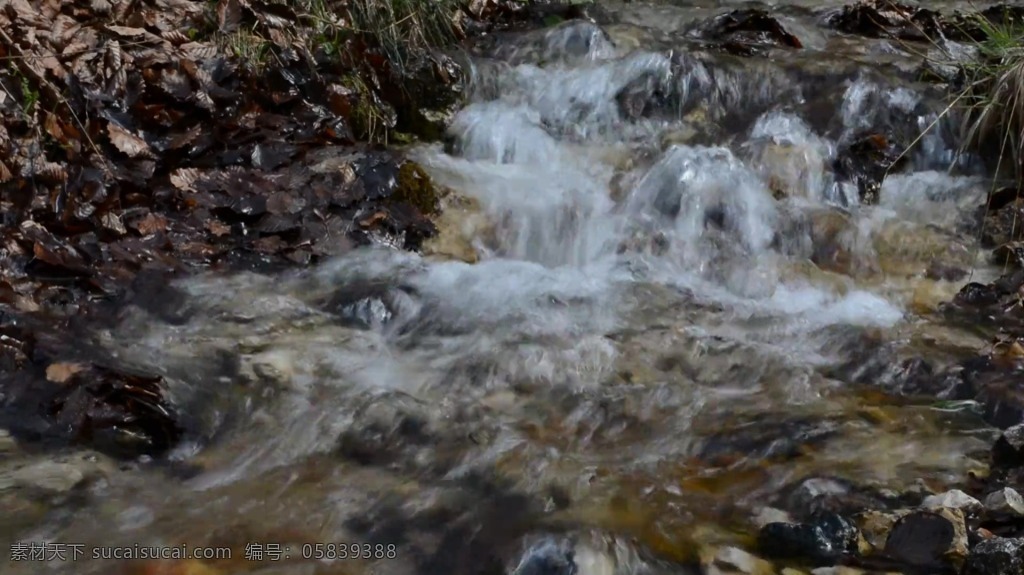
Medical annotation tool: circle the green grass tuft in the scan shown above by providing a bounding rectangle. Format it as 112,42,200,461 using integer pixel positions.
347,0,461,70
956,13,1024,181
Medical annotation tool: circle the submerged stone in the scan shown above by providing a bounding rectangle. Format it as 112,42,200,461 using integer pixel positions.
921,490,983,514
983,199,1024,248
832,132,907,205
882,508,967,569
511,538,577,575
703,546,774,575
757,522,842,565
962,537,1024,575
992,424,1024,469
695,8,803,56
984,487,1024,517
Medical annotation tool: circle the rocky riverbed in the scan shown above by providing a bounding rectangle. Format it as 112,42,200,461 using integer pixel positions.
4,0,1024,574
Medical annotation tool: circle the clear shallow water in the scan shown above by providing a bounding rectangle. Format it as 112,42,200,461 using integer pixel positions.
0,3,1008,574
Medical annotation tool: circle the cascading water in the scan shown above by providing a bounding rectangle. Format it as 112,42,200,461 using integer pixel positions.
3,4,1005,575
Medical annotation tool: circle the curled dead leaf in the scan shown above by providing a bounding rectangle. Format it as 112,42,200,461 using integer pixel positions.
107,123,154,158
132,212,168,235
35,162,68,184
170,168,200,191
217,0,242,33
101,212,127,236
359,211,389,228
46,362,87,384
206,219,231,237
105,25,147,38
178,43,218,60
161,30,191,45
157,69,192,100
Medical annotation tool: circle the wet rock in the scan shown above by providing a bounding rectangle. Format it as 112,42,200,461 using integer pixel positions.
992,424,1024,468
463,0,599,37
780,477,894,521
921,490,982,514
2,460,84,494
0,452,115,495
756,513,859,566
882,508,968,569
924,261,967,282
6,362,183,460
695,9,803,56
952,282,1003,308
421,193,494,264
758,522,840,565
335,392,435,467
323,281,412,330
753,506,794,528
615,71,673,122
826,0,944,42
807,209,861,276
983,199,1024,248
385,53,465,141
829,344,968,400
962,537,1024,575
974,374,1024,429
832,132,907,205
856,509,910,551
698,416,841,466
984,487,1024,517
744,129,830,202
873,220,974,278
994,242,1024,269
510,538,577,575
703,546,773,575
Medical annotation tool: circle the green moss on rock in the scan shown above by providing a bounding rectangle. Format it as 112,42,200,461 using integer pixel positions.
393,161,443,215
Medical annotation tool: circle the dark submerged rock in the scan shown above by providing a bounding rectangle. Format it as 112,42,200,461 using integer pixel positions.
345,473,556,575
993,424,1024,469
778,476,897,522
994,242,1024,269
882,509,965,570
4,361,183,460
698,416,841,466
984,199,1024,249
832,132,907,205
694,8,803,56
826,0,946,42
925,261,968,282
962,537,1024,575
757,513,859,566
974,374,1024,430
510,538,577,575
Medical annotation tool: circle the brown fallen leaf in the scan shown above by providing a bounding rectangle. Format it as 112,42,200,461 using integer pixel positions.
359,211,389,228
105,25,148,38
100,212,128,236
46,362,87,384
133,213,168,235
170,168,200,191
161,30,191,45
107,123,154,158
206,219,231,237
217,0,242,33
253,235,284,253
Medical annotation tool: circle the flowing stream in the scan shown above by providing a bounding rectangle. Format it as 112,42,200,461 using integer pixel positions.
1,1,1012,574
